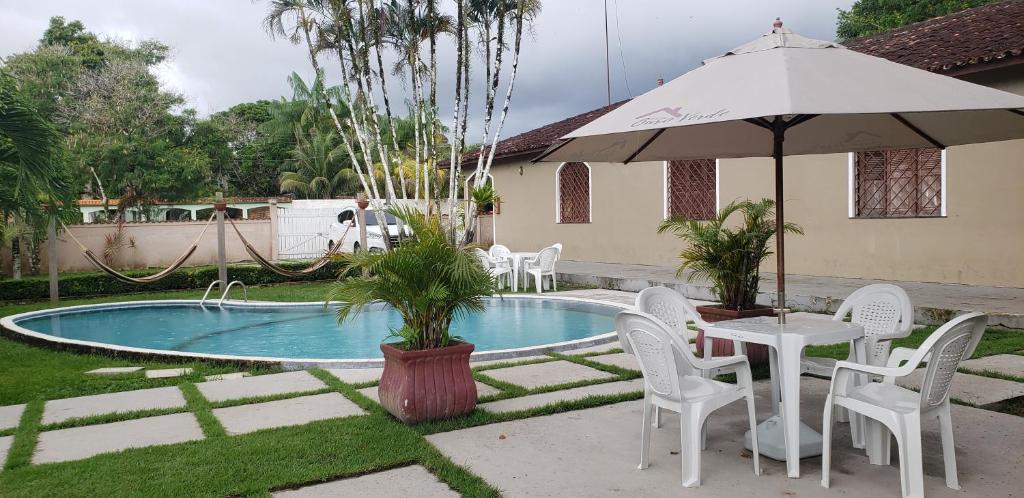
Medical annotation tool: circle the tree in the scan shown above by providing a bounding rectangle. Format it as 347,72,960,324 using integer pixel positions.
5,17,210,210
0,72,74,278
280,127,361,199
836,0,999,40
261,0,541,246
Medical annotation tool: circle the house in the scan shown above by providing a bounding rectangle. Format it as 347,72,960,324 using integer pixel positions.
464,0,1024,288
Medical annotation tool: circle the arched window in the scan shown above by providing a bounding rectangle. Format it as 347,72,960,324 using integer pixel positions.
556,162,591,223
665,159,717,220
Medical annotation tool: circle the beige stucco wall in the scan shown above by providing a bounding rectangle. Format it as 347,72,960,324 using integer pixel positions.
489,138,1024,287
37,220,273,273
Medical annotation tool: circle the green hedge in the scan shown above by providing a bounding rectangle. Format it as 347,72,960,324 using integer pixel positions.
0,261,346,302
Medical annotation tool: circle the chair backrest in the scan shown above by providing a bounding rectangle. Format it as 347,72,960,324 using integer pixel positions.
551,243,563,256
914,312,987,410
635,286,707,340
489,244,511,259
534,246,559,272
616,311,688,400
833,284,913,363
473,248,493,268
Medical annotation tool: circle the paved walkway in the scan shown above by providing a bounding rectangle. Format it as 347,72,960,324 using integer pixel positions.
2,288,1022,495
557,260,1024,327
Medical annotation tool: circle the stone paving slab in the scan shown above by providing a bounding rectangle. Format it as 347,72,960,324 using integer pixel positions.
585,352,640,371
42,386,186,425
204,372,250,381
357,381,501,404
960,354,1024,379
0,404,25,431
324,367,383,385
564,341,622,355
197,371,326,403
212,393,365,435
0,435,12,468
34,413,203,464
85,367,143,376
272,465,458,497
478,379,644,414
471,355,548,368
145,368,193,379
898,370,1024,406
429,377,1024,497
482,360,616,389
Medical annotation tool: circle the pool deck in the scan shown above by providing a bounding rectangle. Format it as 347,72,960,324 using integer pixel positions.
556,260,1024,328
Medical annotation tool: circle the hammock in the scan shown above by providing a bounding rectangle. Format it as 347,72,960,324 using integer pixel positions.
62,213,216,285
227,215,350,278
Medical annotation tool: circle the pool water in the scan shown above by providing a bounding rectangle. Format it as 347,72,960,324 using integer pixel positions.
16,297,619,360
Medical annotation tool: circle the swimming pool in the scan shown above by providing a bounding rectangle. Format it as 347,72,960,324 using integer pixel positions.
2,296,625,366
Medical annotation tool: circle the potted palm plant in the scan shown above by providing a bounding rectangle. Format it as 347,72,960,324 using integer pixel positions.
657,199,802,364
331,206,495,424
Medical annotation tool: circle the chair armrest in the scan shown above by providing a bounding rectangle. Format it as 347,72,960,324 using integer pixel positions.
886,347,918,368
694,354,748,371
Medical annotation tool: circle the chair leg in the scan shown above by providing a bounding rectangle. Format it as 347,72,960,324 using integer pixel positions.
867,418,892,466
897,417,925,498
653,406,662,428
552,273,557,291
937,406,959,490
534,273,542,293
836,405,850,423
821,395,835,488
680,409,704,487
639,396,653,470
746,390,760,477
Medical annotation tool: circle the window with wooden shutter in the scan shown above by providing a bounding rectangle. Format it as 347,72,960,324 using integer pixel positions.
854,148,943,218
557,162,590,223
666,159,716,220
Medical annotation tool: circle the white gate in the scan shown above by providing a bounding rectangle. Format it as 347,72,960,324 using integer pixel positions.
277,208,339,260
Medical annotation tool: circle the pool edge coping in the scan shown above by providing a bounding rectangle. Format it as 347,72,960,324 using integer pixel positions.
0,295,630,369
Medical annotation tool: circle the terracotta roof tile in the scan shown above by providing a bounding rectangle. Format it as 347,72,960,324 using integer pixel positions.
843,0,1024,74
458,100,628,164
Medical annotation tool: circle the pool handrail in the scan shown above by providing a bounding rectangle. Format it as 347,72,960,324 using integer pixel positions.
217,281,248,307
199,280,224,306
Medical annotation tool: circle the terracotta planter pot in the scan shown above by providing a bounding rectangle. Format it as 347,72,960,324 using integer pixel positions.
695,305,775,365
378,342,477,424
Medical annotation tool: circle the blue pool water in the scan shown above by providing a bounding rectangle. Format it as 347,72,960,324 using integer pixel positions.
15,297,619,359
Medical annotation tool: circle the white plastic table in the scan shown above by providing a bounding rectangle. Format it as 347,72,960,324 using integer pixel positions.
702,315,866,478
505,252,538,291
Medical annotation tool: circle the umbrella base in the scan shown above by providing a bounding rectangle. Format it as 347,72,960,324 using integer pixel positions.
743,415,822,461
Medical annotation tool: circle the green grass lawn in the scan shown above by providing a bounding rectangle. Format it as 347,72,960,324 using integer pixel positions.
1,282,1022,496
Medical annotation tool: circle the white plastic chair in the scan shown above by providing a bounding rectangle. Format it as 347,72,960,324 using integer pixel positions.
822,312,987,498
634,287,748,429
617,310,760,488
524,246,559,293
488,244,511,260
474,248,512,290
802,284,914,446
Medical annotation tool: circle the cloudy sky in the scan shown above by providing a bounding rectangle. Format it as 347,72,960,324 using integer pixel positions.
1,0,855,138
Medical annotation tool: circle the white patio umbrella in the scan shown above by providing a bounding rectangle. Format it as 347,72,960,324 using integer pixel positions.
536,19,1024,322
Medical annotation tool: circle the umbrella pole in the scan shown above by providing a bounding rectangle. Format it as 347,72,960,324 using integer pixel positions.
773,117,787,325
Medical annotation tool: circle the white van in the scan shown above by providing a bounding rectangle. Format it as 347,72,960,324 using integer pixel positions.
327,207,405,252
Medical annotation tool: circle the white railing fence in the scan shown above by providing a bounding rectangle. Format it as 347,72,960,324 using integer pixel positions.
276,208,340,260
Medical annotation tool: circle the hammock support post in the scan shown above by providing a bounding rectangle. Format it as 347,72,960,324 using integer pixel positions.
47,214,59,303
269,198,279,261
356,194,369,252
215,192,227,291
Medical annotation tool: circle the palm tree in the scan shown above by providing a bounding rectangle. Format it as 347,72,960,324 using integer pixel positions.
279,126,360,199
1,72,71,277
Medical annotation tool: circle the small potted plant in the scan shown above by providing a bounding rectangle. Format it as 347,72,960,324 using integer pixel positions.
470,183,497,215
330,206,496,424
657,199,802,364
